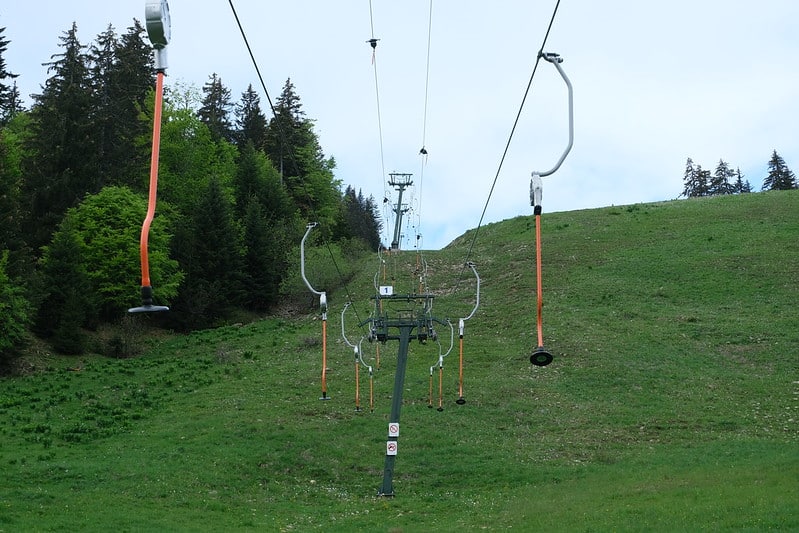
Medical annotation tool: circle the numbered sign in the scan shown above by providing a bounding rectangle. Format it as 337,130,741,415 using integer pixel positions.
379,285,394,296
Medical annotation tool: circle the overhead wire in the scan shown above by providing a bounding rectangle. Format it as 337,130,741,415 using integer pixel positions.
416,0,434,251
367,0,392,248
227,0,367,327
452,0,563,292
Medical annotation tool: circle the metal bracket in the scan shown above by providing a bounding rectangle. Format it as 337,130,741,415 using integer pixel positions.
530,52,574,209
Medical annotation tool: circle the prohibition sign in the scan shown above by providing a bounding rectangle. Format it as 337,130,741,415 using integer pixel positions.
386,441,398,456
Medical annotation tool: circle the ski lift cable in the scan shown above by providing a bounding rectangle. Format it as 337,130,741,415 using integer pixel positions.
454,0,563,286
228,0,366,327
416,0,434,243
367,0,392,247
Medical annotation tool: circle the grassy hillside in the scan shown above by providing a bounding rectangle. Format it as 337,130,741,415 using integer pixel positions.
2,191,797,531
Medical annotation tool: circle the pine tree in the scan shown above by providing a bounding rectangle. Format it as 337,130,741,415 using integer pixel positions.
762,150,797,191
198,73,234,143
264,78,314,180
710,159,735,195
732,168,752,194
35,218,92,354
21,22,95,252
0,250,31,363
0,113,33,279
681,157,710,197
235,84,268,149
0,26,20,125
88,24,119,188
241,197,286,310
171,177,244,328
88,20,154,190
0,127,21,253
338,186,382,251
263,78,340,225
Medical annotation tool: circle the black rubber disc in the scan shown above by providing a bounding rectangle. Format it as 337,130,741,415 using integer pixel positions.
530,348,553,367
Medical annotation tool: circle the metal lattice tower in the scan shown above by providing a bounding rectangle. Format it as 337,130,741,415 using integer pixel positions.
388,172,413,250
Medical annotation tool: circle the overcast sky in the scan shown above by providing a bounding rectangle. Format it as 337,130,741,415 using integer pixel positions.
3,1,797,250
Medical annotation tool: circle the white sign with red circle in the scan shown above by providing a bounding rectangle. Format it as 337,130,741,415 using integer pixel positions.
388,423,399,437
386,441,398,456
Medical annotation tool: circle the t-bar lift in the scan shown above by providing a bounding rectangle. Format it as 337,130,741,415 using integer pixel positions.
130,0,171,313
529,52,573,366
301,223,330,400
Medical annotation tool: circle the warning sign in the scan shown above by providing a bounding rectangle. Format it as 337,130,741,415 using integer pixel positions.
386,441,398,456
388,423,400,437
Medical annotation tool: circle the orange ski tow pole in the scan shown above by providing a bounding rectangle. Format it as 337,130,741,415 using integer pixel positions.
529,52,573,367
130,0,172,313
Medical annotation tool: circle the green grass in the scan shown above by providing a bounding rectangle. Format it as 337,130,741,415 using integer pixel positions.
1,191,798,531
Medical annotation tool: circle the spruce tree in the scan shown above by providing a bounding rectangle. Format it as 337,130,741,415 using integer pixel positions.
0,250,31,363
338,186,382,251
172,176,244,328
0,26,20,125
235,84,268,150
22,22,95,252
264,78,314,180
263,78,339,226
35,219,92,354
88,20,154,190
681,157,710,198
762,150,797,191
732,168,753,194
0,126,21,254
710,159,735,195
241,197,285,310
88,24,119,188
198,73,234,143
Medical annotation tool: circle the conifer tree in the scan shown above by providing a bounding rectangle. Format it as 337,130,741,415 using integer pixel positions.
171,177,244,328
88,24,120,187
89,20,154,190
0,126,22,254
235,84,268,150
35,219,92,354
710,159,735,195
241,197,286,310
264,78,339,226
198,73,234,143
682,157,710,197
0,250,31,363
21,22,95,252
0,26,20,125
338,186,382,251
762,150,797,191
264,78,325,181
732,168,753,194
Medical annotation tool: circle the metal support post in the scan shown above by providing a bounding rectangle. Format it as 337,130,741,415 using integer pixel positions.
377,324,414,497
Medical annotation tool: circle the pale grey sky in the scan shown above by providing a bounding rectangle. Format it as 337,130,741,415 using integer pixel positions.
3,1,797,249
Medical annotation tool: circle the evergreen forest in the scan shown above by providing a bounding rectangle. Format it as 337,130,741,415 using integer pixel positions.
0,21,382,364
